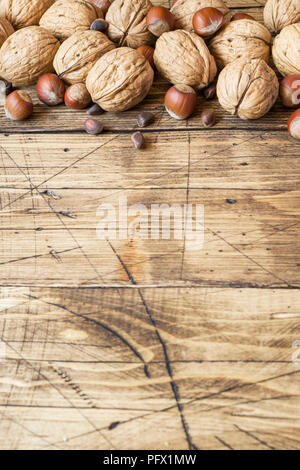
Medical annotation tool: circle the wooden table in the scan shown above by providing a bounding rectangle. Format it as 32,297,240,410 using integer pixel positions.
0,0,300,450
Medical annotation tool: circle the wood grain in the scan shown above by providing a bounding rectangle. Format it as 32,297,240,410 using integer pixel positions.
0,0,299,450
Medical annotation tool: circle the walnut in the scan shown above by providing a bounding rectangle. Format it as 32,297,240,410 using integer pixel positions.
272,23,300,76
0,17,14,47
0,0,54,30
209,19,272,69
217,57,279,120
154,30,217,90
40,0,98,41
106,0,154,48
54,30,115,84
264,0,300,33
170,0,231,32
86,47,154,111
0,26,60,86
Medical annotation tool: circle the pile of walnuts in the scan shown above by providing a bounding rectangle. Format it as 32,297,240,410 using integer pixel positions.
0,0,299,141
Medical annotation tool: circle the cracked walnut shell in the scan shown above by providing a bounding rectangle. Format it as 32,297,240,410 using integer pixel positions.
170,0,231,32
106,0,154,48
264,0,300,33
0,0,54,30
40,0,98,41
0,26,60,86
217,57,279,120
154,30,217,90
209,19,272,69
272,23,300,76
86,47,154,111
54,30,115,84
0,17,14,47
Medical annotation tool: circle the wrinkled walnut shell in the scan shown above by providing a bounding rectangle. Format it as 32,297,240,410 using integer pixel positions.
86,47,154,111
272,23,300,76
0,17,14,47
40,0,98,41
106,0,154,48
209,19,272,69
0,0,54,30
54,30,115,84
171,0,231,32
154,30,217,90
0,26,60,86
217,57,279,120
264,0,300,33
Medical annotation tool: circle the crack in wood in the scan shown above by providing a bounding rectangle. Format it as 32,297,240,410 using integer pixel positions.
107,240,198,450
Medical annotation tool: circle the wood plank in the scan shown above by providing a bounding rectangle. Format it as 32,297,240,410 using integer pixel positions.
0,131,299,287
0,286,300,450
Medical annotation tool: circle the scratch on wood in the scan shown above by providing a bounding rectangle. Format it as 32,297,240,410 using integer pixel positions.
50,363,96,408
26,294,151,379
234,424,276,450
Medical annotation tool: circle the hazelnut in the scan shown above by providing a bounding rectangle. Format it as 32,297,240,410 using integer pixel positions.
65,83,91,109
0,26,60,86
164,84,197,120
86,47,154,112
272,23,300,77
217,57,279,120
36,73,65,106
232,13,255,21
106,0,154,48
280,75,300,108
5,90,33,121
40,0,98,41
193,8,224,38
0,17,14,47
90,0,111,16
146,6,175,37
131,132,145,149
0,0,54,30
84,119,104,134
202,83,216,100
87,103,104,115
209,19,271,69
201,109,216,127
137,45,155,69
137,111,155,127
264,0,300,33
288,109,300,140
91,19,108,32
53,30,115,85
171,0,231,32
154,30,217,90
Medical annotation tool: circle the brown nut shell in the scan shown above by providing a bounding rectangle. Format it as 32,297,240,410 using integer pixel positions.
272,23,300,76
217,57,279,120
209,19,271,69
0,26,60,86
54,30,115,84
154,30,217,90
0,0,54,30
106,0,154,48
86,47,154,112
171,0,230,32
264,0,300,33
40,0,98,41
0,17,14,47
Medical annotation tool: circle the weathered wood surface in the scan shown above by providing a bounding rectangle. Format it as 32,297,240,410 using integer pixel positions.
0,0,300,450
